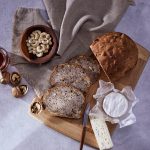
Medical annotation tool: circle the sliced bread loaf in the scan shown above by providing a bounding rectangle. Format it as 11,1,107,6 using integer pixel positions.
42,84,85,119
68,55,100,82
50,64,92,92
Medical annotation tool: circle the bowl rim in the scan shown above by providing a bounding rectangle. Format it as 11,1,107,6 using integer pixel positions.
20,24,58,64
0,47,10,71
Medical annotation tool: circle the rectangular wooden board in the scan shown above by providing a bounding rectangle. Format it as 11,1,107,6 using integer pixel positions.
29,43,150,149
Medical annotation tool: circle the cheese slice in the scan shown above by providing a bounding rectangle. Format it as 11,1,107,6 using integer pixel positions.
90,116,113,150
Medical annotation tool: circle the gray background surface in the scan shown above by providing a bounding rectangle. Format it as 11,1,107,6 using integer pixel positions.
0,0,150,150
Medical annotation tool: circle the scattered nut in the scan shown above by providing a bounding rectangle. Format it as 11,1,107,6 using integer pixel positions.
19,85,28,96
10,72,21,86
30,101,45,114
12,86,22,98
12,84,28,98
0,71,10,84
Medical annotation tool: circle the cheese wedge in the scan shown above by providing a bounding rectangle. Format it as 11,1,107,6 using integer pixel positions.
90,116,113,150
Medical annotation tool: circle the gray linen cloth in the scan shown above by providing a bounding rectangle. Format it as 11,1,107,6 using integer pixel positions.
10,0,132,96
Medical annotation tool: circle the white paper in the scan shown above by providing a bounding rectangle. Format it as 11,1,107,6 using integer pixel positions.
90,80,139,128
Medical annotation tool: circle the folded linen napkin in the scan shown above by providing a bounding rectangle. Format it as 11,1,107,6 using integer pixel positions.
10,0,132,96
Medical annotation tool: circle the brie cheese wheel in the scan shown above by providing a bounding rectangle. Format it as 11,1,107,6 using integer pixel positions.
103,92,128,118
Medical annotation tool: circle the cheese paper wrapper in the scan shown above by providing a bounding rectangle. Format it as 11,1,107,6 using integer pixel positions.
90,80,139,128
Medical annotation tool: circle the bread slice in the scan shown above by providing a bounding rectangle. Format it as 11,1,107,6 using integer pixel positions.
68,55,101,82
50,63,92,92
42,84,85,119
90,32,138,81
68,55,100,74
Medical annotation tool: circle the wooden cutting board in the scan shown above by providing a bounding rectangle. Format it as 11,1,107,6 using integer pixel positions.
29,43,150,149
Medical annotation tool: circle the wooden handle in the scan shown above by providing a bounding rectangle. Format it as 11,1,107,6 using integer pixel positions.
80,126,87,150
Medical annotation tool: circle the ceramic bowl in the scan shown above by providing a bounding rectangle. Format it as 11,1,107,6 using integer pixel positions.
20,25,58,64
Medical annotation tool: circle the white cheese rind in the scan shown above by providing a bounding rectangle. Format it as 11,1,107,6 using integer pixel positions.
103,92,128,118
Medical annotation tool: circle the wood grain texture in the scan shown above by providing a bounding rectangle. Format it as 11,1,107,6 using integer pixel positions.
29,43,150,149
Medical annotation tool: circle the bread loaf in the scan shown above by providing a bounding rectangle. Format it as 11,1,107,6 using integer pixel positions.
90,32,138,81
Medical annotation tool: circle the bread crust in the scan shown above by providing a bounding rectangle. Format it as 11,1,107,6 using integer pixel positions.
90,32,138,81
42,84,85,119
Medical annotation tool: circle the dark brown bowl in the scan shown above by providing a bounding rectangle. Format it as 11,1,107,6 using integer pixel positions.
20,25,58,64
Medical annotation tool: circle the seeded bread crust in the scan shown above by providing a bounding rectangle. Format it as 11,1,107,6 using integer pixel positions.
42,84,85,119
50,63,92,92
68,55,101,82
90,32,138,81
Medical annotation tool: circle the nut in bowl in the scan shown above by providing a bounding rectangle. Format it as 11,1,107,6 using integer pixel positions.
20,25,58,64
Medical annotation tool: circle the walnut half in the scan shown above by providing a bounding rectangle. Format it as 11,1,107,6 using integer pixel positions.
12,85,28,98
30,101,45,114
10,72,21,86
0,71,10,84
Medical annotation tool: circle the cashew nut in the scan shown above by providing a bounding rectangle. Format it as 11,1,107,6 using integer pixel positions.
41,39,49,44
49,40,52,45
32,50,36,55
27,43,30,47
45,44,49,50
40,32,47,39
46,34,50,39
36,52,43,57
28,38,36,44
31,40,39,47
34,30,41,34
37,44,45,53
28,47,33,51
44,49,48,53
34,33,40,40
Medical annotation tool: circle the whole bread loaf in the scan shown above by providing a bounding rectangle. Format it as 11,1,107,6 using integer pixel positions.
43,84,85,119
90,32,138,81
